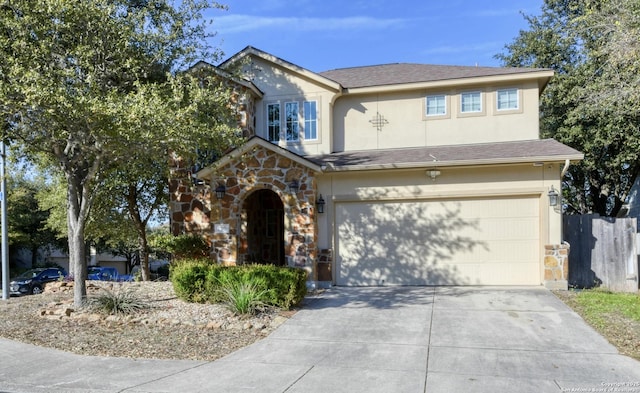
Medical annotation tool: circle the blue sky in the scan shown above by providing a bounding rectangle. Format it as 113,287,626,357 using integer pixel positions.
206,0,543,72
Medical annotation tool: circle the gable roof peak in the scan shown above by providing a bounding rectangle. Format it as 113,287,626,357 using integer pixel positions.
219,46,341,91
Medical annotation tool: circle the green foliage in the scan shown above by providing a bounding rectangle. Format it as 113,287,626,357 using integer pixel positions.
169,259,211,303
34,173,69,240
216,279,268,315
87,288,149,316
6,171,62,255
170,261,308,311
153,233,210,260
497,0,640,216
0,0,238,304
238,264,308,310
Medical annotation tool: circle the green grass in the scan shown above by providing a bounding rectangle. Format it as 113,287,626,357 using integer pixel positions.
573,289,640,328
556,288,640,360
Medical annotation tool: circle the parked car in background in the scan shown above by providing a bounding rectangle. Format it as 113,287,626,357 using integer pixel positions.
87,266,133,282
9,267,67,296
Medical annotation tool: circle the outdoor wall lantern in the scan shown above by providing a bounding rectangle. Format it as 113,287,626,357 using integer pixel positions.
289,179,299,194
316,195,326,214
215,183,226,199
548,185,559,207
426,169,441,181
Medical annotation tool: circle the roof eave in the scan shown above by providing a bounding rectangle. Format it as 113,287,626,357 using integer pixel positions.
321,153,584,172
196,137,323,180
343,69,555,95
220,46,342,93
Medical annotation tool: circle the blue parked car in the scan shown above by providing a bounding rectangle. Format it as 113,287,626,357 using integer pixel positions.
87,266,133,282
9,267,67,296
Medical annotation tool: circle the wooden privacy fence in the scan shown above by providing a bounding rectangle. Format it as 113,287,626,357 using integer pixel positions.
563,214,638,292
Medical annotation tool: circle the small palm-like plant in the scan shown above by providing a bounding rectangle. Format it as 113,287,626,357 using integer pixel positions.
87,288,149,316
218,280,268,315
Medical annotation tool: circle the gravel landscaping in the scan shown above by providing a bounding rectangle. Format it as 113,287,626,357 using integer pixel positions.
0,281,292,361
2,282,638,363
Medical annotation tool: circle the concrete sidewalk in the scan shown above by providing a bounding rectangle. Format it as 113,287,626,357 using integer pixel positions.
2,287,640,393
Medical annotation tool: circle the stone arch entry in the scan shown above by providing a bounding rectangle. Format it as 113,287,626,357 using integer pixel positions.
242,189,285,266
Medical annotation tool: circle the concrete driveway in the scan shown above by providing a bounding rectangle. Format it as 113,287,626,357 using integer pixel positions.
2,287,640,393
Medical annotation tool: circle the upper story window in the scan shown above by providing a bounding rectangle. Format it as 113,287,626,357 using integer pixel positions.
304,101,317,140
267,103,280,142
497,88,519,111
267,99,318,143
461,91,482,113
285,102,299,142
426,95,446,116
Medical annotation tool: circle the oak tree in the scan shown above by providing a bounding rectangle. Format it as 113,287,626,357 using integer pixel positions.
0,0,238,305
497,0,640,216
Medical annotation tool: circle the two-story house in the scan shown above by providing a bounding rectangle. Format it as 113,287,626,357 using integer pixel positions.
170,46,582,290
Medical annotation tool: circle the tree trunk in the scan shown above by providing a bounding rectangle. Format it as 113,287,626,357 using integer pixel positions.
138,231,150,281
69,224,87,306
126,184,152,281
66,173,91,307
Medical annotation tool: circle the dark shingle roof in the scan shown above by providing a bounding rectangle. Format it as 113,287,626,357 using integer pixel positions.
305,139,582,170
318,63,550,89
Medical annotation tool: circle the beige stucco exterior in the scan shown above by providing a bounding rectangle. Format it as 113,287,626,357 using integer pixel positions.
235,56,339,156
172,46,581,290
333,80,542,151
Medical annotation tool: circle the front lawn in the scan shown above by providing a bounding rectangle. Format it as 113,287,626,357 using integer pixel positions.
555,289,640,360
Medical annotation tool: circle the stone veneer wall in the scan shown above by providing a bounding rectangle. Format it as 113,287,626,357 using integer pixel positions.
169,83,256,237
210,146,319,280
543,243,569,290
169,156,214,236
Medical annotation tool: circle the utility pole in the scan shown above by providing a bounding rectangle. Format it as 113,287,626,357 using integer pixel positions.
1,141,8,300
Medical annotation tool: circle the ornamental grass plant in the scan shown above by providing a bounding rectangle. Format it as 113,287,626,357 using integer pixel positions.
87,288,150,316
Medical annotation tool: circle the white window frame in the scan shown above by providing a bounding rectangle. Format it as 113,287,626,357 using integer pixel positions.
285,101,299,142
267,103,280,142
497,88,519,111
426,94,447,116
461,91,482,113
303,100,318,140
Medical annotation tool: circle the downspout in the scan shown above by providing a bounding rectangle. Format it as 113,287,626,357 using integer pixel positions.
561,159,570,177
560,159,571,249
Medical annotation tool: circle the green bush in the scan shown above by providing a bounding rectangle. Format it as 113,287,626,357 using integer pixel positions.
170,261,308,311
169,259,211,303
152,233,210,260
240,264,308,309
217,278,268,314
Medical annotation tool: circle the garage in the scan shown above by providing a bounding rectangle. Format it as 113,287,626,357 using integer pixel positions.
335,195,541,286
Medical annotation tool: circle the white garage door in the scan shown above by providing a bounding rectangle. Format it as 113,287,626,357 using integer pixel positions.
335,196,540,286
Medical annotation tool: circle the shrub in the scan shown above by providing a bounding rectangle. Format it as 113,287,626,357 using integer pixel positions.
170,259,211,303
152,233,210,260
241,264,308,309
170,261,308,311
87,288,149,316
217,278,268,315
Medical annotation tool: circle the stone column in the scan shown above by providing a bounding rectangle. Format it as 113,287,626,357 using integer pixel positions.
543,243,569,290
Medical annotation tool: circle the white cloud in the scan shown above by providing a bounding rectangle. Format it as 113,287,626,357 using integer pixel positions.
474,8,520,17
421,41,502,56
213,14,407,35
